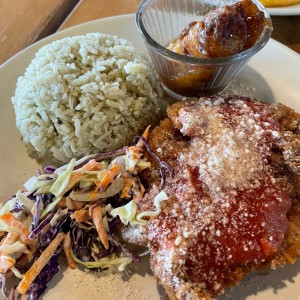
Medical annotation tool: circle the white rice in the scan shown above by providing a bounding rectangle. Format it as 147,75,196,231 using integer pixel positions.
12,33,162,166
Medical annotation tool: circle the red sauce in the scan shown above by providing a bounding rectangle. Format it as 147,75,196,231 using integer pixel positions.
147,96,291,296
185,175,291,293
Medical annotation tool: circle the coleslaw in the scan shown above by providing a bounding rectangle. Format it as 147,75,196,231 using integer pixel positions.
0,127,172,300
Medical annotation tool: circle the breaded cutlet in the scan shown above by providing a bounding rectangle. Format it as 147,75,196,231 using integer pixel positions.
123,96,300,299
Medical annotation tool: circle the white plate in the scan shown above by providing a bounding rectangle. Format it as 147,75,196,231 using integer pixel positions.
267,3,300,15
1,14,300,300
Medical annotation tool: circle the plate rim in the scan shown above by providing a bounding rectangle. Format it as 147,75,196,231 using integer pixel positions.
267,3,300,15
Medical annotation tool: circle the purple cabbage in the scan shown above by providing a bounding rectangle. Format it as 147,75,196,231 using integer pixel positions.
29,208,58,239
91,235,116,259
0,273,9,300
132,135,174,188
10,192,35,213
29,248,62,300
108,216,121,232
70,222,117,262
74,147,128,170
43,166,56,174
31,195,44,231
70,224,93,262
39,212,70,248
12,200,23,213
70,222,82,253
40,194,55,208
108,233,140,263
27,193,54,208
95,246,115,259
74,235,93,261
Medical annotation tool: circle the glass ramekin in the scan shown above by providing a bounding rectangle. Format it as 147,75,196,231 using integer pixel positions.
136,0,273,99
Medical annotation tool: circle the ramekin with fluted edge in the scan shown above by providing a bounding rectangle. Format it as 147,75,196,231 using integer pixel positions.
136,0,273,99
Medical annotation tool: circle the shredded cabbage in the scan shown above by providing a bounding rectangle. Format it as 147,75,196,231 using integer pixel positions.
39,159,76,218
0,133,174,300
54,153,95,174
139,249,150,257
71,251,132,271
50,158,76,198
41,196,62,219
136,159,151,171
0,223,22,235
0,241,26,256
10,267,24,279
16,191,34,213
34,185,52,195
125,148,140,172
24,175,56,194
0,198,17,216
136,191,168,221
110,190,169,226
69,177,124,202
50,208,68,226
110,201,138,225
23,176,38,192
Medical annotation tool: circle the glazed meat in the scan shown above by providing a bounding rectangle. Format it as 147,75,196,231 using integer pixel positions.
130,96,300,299
171,0,265,58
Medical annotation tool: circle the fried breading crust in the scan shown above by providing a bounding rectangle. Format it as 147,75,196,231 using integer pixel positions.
136,96,300,300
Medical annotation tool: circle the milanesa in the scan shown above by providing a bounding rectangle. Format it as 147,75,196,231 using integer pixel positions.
123,95,300,299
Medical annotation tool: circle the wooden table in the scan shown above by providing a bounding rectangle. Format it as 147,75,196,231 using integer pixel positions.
0,0,300,66
0,0,79,65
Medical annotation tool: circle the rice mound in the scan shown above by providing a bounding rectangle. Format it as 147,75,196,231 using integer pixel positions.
12,33,162,166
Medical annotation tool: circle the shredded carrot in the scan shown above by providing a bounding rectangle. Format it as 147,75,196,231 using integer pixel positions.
0,213,32,246
120,176,133,199
65,160,101,192
16,232,65,295
90,206,109,249
127,140,147,172
70,210,91,223
98,164,121,190
58,196,67,208
82,159,101,171
136,125,150,148
126,126,150,169
0,255,15,273
63,232,76,269
66,173,85,191
127,146,142,159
